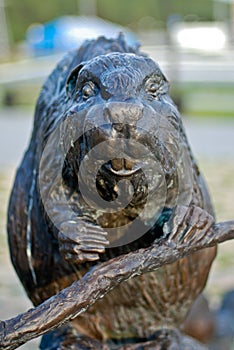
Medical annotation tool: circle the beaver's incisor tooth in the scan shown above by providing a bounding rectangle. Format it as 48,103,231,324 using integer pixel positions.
124,159,134,170
111,158,124,171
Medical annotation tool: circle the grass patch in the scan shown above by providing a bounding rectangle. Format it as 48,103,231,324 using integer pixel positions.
188,110,234,118
0,84,41,107
171,82,234,118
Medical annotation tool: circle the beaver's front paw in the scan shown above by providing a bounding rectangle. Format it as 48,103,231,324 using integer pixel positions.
164,205,214,246
58,220,109,263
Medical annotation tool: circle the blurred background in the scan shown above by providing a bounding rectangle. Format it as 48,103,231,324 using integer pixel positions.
0,0,234,349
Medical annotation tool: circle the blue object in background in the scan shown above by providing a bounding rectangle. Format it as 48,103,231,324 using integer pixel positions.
26,16,138,56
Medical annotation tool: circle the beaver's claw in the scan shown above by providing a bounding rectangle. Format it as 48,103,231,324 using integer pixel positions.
58,220,109,263
164,205,215,246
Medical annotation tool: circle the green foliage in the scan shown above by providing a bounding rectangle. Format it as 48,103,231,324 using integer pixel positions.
97,0,213,27
6,0,78,43
5,0,214,44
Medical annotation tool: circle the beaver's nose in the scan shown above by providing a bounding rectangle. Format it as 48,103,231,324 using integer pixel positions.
103,102,143,131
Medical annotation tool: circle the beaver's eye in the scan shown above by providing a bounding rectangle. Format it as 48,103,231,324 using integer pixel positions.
145,78,161,98
82,82,96,100
147,83,160,96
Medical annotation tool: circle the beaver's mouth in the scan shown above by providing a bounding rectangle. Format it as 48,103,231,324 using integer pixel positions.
105,158,142,176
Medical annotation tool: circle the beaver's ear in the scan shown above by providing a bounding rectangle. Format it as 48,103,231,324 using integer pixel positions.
162,72,170,92
66,64,83,98
162,72,169,84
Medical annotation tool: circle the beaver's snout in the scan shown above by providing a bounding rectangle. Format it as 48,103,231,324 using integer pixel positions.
103,102,143,131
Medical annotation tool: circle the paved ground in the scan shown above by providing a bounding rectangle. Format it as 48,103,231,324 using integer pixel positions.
0,108,33,167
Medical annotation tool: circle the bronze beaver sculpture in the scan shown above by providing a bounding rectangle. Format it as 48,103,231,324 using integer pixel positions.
7,35,216,349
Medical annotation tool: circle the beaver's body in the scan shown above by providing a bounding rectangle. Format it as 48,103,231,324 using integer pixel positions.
7,36,216,347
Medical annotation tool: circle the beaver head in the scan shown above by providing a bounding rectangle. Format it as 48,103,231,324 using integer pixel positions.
65,52,180,176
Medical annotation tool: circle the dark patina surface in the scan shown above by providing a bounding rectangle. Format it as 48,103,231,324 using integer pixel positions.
7,36,217,349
